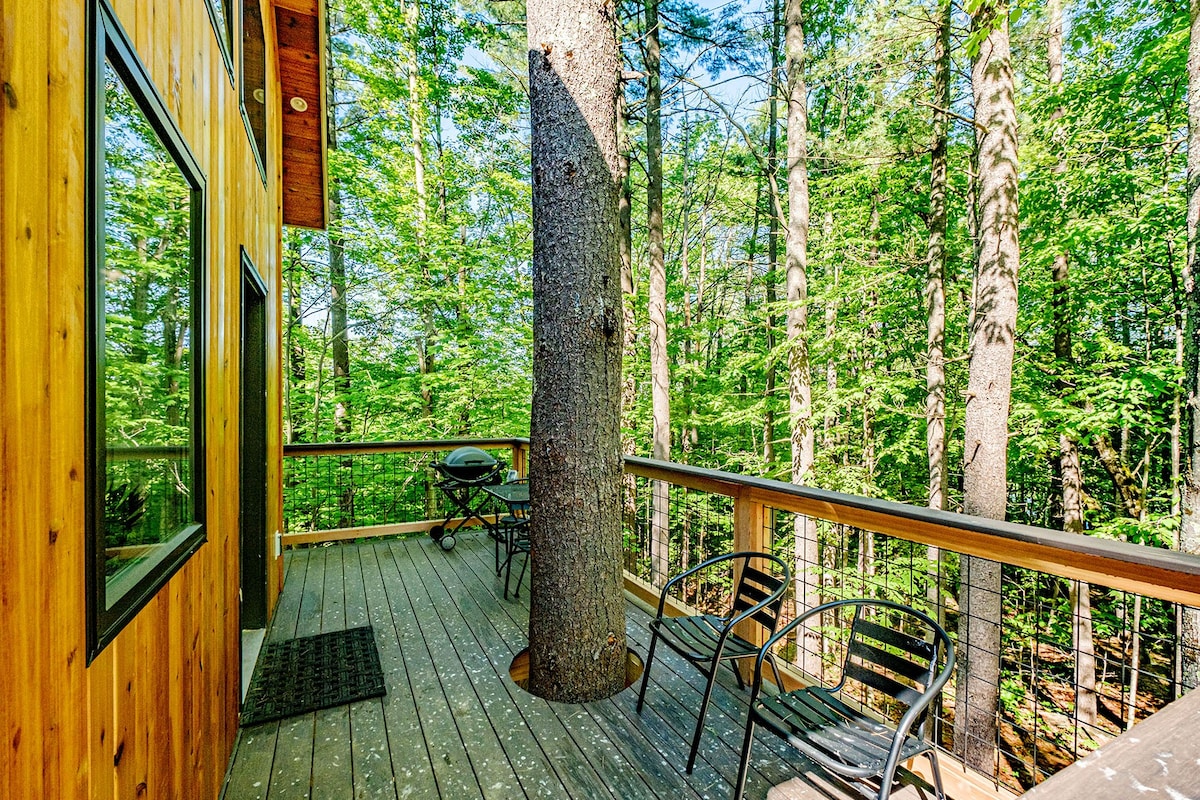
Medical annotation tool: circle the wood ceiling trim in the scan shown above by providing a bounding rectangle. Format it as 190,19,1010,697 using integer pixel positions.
273,0,327,229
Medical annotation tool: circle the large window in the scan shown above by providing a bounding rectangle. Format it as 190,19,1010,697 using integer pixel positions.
88,1,207,659
242,0,268,181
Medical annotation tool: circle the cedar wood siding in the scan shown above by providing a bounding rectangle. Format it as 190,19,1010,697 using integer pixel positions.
0,0,287,796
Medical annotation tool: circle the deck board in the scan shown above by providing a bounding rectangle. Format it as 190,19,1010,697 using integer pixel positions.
224,534,896,800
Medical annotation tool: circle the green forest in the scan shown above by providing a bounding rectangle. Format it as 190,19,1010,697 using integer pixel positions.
272,0,1199,788
290,0,1187,539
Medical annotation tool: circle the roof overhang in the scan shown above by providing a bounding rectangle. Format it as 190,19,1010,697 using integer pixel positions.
272,0,328,229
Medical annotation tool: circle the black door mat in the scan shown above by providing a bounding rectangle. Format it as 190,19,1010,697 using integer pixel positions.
241,625,386,727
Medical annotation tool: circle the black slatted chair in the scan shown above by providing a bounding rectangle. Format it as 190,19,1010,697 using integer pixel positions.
733,599,954,800
503,515,530,600
636,551,791,774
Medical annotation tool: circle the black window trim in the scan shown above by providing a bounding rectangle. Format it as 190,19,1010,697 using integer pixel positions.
205,0,238,90
87,0,208,662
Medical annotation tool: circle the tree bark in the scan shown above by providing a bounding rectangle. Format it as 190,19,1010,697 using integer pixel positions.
925,0,950,621
764,0,781,470
1181,0,1200,691
1046,0,1097,728
645,0,671,586
955,0,1020,773
526,0,628,702
785,0,820,678
926,0,950,515
618,71,638,532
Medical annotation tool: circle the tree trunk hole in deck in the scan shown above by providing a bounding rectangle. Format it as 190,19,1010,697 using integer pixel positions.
509,647,644,696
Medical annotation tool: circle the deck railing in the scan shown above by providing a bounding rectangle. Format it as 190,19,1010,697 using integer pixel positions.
281,440,1200,798
281,438,528,546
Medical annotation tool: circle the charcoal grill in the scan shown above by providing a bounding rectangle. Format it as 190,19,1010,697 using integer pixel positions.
429,446,504,551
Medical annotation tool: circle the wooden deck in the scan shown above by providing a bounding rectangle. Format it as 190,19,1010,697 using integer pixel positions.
221,534,931,800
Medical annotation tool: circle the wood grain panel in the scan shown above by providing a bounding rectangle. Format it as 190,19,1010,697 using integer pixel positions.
0,0,290,797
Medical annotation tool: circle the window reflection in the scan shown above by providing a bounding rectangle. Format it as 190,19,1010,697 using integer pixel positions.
102,60,195,606
243,0,268,171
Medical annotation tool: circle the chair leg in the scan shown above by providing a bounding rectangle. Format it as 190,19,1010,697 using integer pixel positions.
766,653,784,692
506,546,529,600
925,749,946,800
733,716,757,800
635,627,660,714
730,658,745,691
686,665,719,774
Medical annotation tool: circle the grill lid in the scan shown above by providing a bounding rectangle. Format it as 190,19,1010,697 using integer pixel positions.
438,446,499,481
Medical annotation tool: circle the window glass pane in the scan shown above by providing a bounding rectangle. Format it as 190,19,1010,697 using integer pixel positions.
243,0,268,166
102,60,195,608
208,0,234,67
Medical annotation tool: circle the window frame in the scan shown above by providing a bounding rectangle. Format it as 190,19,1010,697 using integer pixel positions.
87,0,208,662
240,0,269,185
205,0,238,88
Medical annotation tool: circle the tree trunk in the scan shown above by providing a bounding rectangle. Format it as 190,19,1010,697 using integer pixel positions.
955,0,1020,773
285,244,306,444
326,7,353,525
618,74,638,531
526,0,628,703
925,0,951,621
785,0,820,679
1180,0,1200,692
645,0,671,585
764,0,781,470
1046,0,1097,728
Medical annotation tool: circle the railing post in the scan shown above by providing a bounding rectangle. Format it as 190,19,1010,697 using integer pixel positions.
511,442,527,478
733,489,766,682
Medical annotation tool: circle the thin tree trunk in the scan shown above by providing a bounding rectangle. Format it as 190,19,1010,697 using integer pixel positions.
618,75,638,531
955,0,1020,773
526,0,628,702
1178,0,1200,692
764,0,781,470
645,0,671,586
285,243,306,444
1046,0,1097,728
925,0,951,622
785,0,820,679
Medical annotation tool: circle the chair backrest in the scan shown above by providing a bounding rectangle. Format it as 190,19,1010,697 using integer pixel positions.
832,600,952,732
729,554,790,635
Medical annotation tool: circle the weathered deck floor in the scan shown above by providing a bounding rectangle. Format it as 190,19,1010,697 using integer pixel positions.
221,534,929,800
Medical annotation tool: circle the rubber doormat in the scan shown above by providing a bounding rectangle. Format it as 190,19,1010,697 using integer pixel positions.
241,625,386,726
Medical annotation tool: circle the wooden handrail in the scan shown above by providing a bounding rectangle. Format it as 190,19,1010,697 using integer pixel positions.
278,442,1200,606
624,456,1200,608
283,437,530,459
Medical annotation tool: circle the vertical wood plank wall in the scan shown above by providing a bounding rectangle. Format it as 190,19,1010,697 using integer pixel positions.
1,0,286,797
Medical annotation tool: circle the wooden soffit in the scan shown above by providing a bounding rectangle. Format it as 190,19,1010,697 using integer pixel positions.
273,0,327,229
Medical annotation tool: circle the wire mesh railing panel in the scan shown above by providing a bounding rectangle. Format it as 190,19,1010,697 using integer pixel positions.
282,444,513,533
619,469,1200,794
622,473,735,614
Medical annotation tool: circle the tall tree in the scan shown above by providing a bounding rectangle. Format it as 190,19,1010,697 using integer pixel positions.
764,0,782,469
1181,0,1200,690
526,0,628,702
645,0,671,585
925,0,951,622
925,0,950,514
955,0,1020,771
1046,0,1096,727
785,0,820,678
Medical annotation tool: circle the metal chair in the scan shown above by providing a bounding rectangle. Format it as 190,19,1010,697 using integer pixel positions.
503,514,530,600
494,476,528,576
636,551,791,774
733,599,954,800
